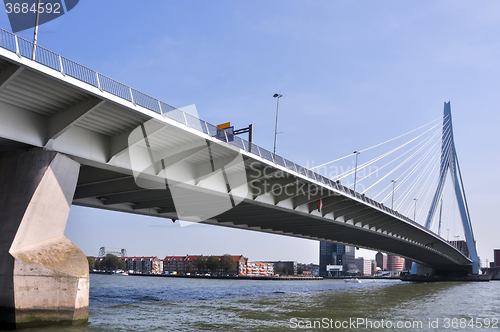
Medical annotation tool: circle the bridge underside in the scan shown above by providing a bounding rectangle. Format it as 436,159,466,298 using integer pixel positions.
72,162,471,274
0,49,472,277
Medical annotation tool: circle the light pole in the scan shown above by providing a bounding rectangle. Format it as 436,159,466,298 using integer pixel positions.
32,0,42,60
353,151,360,192
413,198,418,221
391,180,396,210
273,93,282,155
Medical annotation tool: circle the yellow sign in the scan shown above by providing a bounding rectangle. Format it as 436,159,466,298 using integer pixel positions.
217,122,231,130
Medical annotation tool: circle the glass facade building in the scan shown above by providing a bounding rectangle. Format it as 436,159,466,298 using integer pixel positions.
319,241,355,277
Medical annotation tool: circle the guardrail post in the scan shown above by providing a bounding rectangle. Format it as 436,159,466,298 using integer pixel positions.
182,112,189,127
256,146,262,158
129,87,135,105
205,121,210,135
158,100,163,115
96,72,102,91
32,43,37,61
14,35,21,58
59,55,66,76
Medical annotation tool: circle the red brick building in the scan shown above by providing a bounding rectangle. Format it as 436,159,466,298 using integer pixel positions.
162,255,246,275
163,256,186,274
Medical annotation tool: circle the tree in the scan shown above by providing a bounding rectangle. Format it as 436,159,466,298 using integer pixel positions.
297,267,304,275
220,254,236,274
87,256,96,271
101,254,126,271
94,259,103,270
186,263,193,274
206,256,220,274
194,256,207,273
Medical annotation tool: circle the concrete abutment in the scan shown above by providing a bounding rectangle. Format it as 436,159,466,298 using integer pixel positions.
0,149,88,330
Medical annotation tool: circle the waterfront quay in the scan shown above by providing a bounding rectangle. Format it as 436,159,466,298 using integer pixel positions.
128,272,323,281
90,270,322,280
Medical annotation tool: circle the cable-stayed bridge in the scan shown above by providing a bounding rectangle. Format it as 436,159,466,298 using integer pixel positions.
0,28,486,328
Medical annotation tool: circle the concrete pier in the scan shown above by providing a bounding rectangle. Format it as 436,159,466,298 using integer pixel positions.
482,267,500,280
401,272,491,282
0,149,88,329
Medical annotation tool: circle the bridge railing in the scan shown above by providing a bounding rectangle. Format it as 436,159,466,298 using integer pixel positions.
0,28,418,227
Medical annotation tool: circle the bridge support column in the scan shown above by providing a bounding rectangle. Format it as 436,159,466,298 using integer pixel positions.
410,262,435,276
0,149,88,330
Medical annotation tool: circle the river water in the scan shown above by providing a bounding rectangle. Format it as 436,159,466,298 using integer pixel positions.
23,274,498,332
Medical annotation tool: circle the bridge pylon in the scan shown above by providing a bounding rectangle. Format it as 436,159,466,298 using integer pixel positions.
411,102,479,275
0,149,88,328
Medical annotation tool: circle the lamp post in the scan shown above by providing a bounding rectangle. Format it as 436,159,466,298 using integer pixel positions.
353,151,360,192
391,180,396,210
413,198,418,221
32,0,42,60
273,93,282,155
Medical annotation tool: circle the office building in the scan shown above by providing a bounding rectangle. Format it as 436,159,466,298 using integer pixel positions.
404,258,413,271
319,241,355,277
387,255,405,271
375,252,387,271
355,257,372,276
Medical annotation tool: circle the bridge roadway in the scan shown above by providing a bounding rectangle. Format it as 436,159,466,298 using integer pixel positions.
0,31,472,274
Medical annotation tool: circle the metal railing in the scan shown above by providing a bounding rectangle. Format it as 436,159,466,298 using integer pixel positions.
0,27,419,228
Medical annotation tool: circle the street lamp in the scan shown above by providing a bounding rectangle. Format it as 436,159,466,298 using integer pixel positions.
273,93,282,155
353,151,360,192
413,198,418,221
391,180,396,210
32,0,42,60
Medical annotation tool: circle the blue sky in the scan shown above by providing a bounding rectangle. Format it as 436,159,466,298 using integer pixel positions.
1,1,498,265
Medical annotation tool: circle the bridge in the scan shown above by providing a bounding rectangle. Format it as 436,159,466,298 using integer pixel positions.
0,28,482,328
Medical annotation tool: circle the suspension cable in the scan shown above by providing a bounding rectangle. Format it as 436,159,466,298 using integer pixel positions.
310,117,441,170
